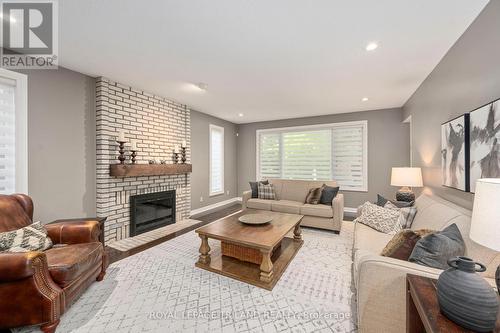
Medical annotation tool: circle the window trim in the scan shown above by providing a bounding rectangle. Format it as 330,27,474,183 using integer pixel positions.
0,69,28,194
255,120,368,192
209,124,224,196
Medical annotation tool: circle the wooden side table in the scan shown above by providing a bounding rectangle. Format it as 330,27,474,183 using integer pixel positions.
406,274,500,333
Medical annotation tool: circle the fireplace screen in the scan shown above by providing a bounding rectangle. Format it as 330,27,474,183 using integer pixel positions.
130,190,176,236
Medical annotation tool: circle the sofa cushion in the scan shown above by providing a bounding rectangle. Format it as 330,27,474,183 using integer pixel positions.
46,242,103,288
319,185,339,205
305,187,323,204
271,200,302,214
0,221,53,253
277,180,310,202
301,204,333,218
355,202,402,235
377,194,414,208
258,183,276,200
246,198,273,210
354,222,393,253
249,180,268,198
381,229,434,260
409,223,465,270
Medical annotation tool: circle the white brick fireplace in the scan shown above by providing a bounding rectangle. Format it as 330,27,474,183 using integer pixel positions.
96,77,191,243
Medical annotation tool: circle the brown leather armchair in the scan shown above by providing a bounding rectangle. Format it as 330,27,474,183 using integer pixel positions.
0,194,107,333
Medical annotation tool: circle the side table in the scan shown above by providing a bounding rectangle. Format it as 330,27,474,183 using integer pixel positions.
406,274,499,332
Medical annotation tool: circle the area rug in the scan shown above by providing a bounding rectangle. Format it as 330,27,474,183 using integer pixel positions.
16,222,357,333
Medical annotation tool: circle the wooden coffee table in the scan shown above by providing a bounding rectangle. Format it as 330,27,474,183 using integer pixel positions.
195,210,304,290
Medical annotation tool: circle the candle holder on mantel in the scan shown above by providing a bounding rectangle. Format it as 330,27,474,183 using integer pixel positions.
117,141,126,164
181,147,187,164
173,152,180,164
130,150,137,164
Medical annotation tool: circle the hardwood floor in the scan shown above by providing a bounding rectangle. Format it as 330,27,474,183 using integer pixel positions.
106,203,242,264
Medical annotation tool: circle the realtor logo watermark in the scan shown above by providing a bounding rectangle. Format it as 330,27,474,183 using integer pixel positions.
1,0,58,69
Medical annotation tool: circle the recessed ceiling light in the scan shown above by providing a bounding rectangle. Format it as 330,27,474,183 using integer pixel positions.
238,113,244,117
365,42,378,51
362,97,369,102
196,82,208,91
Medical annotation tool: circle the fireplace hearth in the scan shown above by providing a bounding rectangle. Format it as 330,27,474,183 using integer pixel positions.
130,190,176,236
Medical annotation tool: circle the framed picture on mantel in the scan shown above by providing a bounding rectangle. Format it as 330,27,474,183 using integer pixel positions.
469,98,500,193
441,114,470,192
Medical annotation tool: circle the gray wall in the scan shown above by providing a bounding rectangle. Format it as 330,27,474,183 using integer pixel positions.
19,68,96,222
191,110,238,210
403,0,500,209
237,108,410,208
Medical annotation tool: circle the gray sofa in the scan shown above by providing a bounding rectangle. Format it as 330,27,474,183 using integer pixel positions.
354,193,500,333
242,179,344,232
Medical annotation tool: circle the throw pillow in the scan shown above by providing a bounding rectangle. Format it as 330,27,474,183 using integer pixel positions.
381,229,434,260
409,223,465,270
305,187,323,204
354,202,403,234
319,184,340,205
384,201,418,229
0,221,53,253
258,183,276,200
377,194,414,208
249,180,269,198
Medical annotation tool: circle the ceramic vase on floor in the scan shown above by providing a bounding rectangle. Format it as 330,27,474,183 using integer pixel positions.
437,256,499,332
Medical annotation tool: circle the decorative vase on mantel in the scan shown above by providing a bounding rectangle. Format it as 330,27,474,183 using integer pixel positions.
437,256,499,332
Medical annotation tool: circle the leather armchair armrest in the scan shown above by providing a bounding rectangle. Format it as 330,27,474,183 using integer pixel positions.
45,219,100,245
0,251,45,282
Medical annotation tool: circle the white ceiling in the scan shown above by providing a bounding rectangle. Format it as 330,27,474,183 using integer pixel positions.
59,0,489,124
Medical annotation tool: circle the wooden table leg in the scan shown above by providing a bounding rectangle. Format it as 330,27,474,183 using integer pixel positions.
198,235,211,264
293,224,302,242
406,279,425,333
260,249,273,283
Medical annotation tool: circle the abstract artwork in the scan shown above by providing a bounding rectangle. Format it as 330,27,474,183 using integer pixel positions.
441,115,469,191
469,100,500,192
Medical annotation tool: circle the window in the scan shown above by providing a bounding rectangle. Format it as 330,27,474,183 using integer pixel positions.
257,121,368,191
209,124,224,196
0,69,27,194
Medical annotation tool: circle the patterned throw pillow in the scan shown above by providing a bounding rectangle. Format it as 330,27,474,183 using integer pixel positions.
0,222,53,253
381,229,435,260
384,201,418,229
305,187,323,204
258,183,276,200
249,180,269,198
354,202,402,234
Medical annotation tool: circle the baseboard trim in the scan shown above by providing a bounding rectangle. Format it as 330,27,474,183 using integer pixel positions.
344,207,357,214
190,197,242,218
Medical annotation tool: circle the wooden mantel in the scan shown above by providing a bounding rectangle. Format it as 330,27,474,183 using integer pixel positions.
109,163,192,178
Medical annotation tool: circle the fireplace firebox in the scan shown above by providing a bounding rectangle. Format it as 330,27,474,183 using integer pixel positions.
130,190,176,236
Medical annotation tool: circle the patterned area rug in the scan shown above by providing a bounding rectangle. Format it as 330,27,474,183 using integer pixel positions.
17,222,357,333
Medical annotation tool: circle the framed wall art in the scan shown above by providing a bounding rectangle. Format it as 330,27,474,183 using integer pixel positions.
441,114,470,192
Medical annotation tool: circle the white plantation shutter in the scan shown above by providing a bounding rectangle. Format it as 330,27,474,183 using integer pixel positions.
209,125,224,195
0,79,16,194
332,124,367,191
257,121,367,191
282,130,331,180
259,133,281,179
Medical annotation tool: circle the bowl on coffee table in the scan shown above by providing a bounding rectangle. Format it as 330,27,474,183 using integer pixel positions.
238,213,273,225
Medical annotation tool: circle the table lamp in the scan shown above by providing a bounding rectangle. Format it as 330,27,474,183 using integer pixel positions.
390,167,423,202
470,178,500,295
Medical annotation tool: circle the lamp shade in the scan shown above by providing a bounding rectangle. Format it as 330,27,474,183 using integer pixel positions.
470,178,500,251
390,167,423,187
